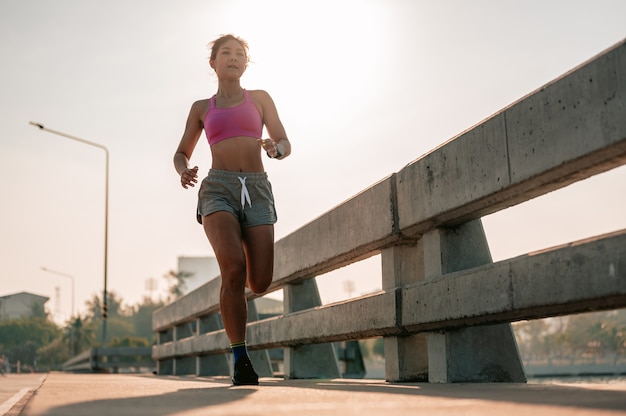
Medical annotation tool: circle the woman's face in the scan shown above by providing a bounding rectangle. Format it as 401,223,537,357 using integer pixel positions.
210,39,248,79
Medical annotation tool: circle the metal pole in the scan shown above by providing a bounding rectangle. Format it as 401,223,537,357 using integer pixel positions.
30,121,109,346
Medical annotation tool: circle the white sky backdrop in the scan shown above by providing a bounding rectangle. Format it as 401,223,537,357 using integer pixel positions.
1,0,625,322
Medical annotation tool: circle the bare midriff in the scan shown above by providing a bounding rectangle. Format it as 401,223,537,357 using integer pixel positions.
210,136,265,172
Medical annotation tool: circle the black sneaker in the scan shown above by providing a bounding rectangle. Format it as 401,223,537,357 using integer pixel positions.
232,355,259,386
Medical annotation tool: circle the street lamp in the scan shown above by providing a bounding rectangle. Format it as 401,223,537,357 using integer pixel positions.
30,121,109,346
41,267,75,318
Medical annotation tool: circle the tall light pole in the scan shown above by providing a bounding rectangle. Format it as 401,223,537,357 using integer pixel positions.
30,121,109,346
41,267,75,319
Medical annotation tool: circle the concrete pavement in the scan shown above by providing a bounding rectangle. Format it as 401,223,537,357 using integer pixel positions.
0,374,45,416
2,373,625,416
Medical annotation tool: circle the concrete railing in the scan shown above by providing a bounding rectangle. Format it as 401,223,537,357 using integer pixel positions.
153,38,626,382
62,347,155,373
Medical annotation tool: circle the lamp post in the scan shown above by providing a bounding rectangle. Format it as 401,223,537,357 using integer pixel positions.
30,121,109,346
41,267,75,319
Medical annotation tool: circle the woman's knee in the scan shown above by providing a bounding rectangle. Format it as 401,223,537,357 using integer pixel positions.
247,273,272,294
221,278,246,299
219,261,247,291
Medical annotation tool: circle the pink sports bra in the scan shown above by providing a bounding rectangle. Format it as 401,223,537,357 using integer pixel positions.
204,89,263,146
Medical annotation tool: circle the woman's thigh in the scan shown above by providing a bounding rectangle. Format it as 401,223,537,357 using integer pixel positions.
202,212,246,279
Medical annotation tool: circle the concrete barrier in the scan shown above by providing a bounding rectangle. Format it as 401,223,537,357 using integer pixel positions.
153,38,626,383
63,347,155,373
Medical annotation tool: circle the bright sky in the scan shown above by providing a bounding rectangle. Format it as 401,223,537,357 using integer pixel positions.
1,0,625,323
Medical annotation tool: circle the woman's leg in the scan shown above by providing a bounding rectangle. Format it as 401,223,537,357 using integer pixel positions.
242,224,275,294
202,211,248,343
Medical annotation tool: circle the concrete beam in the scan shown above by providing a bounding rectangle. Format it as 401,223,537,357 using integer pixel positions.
402,229,626,330
246,290,400,348
396,39,626,237
273,175,401,287
153,290,400,361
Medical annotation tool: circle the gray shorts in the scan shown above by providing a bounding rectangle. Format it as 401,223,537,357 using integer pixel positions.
196,169,278,227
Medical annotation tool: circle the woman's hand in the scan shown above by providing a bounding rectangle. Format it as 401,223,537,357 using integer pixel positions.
259,138,285,159
259,138,278,157
181,166,199,189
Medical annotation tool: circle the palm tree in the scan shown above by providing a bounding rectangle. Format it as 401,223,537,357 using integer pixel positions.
63,316,95,355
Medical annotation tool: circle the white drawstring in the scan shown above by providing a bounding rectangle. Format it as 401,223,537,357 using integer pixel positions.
238,176,252,208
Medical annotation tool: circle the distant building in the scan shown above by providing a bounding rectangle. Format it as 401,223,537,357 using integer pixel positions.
0,291,49,321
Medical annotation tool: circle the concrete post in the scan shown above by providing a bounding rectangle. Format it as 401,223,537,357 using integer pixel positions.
283,279,341,379
381,242,429,381
197,313,230,376
423,219,527,383
247,299,274,377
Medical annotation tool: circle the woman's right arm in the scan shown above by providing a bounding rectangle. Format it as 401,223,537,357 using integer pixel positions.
174,101,205,188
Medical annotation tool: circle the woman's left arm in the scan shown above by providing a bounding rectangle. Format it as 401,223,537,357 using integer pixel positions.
255,90,291,159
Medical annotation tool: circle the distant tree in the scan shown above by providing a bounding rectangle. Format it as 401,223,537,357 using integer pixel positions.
108,336,152,365
64,315,95,355
513,309,626,361
108,336,150,348
87,316,135,347
607,309,626,356
85,291,127,320
106,292,128,317
37,337,70,371
128,296,165,343
30,301,48,318
359,338,384,359
0,317,61,370
163,270,193,301
513,318,552,360
372,338,384,357
563,309,626,358
84,291,138,346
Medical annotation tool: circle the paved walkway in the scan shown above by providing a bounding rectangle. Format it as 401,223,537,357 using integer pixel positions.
0,374,45,416
2,373,626,416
